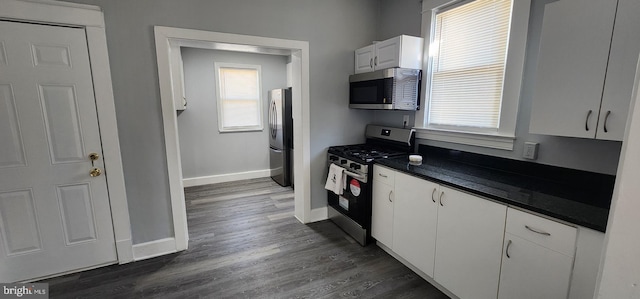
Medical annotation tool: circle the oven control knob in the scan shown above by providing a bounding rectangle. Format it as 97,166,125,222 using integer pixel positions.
340,159,347,165
350,163,361,170
329,156,338,161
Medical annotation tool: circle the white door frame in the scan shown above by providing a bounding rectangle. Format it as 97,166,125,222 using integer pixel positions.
154,26,312,251
0,0,133,263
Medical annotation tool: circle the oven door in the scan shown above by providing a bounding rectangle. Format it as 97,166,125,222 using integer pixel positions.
327,171,371,227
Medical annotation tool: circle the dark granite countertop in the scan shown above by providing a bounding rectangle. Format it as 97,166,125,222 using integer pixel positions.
375,147,614,232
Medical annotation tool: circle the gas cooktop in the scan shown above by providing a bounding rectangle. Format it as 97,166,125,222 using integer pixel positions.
328,144,406,163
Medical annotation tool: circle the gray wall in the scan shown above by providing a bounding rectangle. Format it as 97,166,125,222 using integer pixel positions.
178,49,287,179
65,0,377,243
374,0,622,175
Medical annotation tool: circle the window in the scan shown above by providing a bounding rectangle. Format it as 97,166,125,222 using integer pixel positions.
215,63,263,132
417,0,530,150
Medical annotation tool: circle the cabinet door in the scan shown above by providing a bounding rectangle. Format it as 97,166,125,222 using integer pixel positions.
598,0,640,141
434,186,507,299
498,233,574,299
393,172,439,277
374,36,401,70
371,179,394,248
529,0,617,138
354,45,375,74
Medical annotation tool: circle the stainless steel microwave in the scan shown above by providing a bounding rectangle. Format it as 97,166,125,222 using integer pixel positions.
349,68,421,110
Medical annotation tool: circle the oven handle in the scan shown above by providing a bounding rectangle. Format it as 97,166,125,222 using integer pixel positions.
329,163,366,181
343,169,366,181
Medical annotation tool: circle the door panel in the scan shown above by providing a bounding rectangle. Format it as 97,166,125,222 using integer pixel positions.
39,85,86,164
0,190,41,255
57,184,97,245
0,20,116,282
0,84,26,168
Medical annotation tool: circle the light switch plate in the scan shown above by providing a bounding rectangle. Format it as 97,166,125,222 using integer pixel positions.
523,142,539,160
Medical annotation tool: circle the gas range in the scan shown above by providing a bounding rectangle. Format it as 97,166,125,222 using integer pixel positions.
326,124,415,246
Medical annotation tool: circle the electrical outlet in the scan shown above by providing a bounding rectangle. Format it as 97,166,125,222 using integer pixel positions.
403,115,410,128
523,142,539,160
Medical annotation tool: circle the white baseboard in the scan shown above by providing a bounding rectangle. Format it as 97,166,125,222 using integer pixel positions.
309,206,328,222
115,238,134,264
132,237,177,261
183,169,271,187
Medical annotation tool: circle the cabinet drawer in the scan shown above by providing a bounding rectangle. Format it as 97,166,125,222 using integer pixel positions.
373,165,395,185
506,208,577,257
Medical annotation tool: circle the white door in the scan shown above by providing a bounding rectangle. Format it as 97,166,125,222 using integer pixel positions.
0,21,116,282
371,178,394,248
393,172,438,277
354,44,375,74
498,233,574,299
374,36,400,71
434,186,507,299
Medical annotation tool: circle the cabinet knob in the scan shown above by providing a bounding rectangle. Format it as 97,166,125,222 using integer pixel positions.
439,191,444,206
506,239,512,258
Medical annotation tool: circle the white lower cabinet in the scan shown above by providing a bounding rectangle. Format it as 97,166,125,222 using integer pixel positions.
498,208,577,299
433,186,507,299
393,171,438,276
370,166,604,299
371,167,395,248
499,233,574,299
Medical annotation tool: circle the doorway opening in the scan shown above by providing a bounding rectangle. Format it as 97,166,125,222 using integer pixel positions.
154,27,311,251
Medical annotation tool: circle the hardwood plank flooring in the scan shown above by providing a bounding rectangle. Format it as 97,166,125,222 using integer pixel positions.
42,177,449,298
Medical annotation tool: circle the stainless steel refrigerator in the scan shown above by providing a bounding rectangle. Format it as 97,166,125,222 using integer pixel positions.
268,88,293,186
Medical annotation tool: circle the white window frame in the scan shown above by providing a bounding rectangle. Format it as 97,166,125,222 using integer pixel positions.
214,62,263,132
415,0,531,150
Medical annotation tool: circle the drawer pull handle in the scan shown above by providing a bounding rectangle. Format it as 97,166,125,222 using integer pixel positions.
525,225,551,236
439,191,444,207
388,190,393,202
431,188,437,203
506,239,512,258
378,173,388,178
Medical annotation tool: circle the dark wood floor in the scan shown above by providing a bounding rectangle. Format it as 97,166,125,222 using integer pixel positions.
43,177,449,298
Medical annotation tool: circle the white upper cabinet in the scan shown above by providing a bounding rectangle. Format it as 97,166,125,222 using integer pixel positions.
599,0,640,140
530,0,639,141
170,43,187,110
354,35,423,74
355,44,375,74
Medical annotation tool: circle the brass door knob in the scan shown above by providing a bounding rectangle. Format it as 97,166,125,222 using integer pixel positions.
90,167,102,177
88,153,100,161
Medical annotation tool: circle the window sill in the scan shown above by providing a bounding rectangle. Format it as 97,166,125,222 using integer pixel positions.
414,127,515,151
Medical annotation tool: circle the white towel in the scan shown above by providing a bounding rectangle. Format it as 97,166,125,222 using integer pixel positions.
325,163,346,195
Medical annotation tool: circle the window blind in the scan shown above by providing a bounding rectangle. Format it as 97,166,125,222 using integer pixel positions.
218,67,261,129
428,0,512,129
